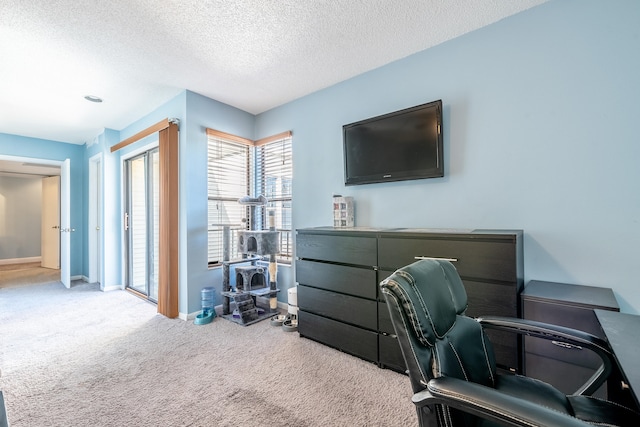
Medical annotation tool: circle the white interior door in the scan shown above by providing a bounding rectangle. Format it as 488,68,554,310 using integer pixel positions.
41,176,60,269
89,154,102,285
60,159,71,288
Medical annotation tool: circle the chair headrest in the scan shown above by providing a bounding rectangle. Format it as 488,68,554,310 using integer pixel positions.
380,259,468,346
437,260,468,315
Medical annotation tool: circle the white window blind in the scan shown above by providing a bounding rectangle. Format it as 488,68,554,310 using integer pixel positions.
207,134,250,265
255,135,293,261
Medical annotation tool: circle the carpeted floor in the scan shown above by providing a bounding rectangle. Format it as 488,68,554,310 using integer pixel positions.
0,263,60,289
0,262,42,271
0,280,416,426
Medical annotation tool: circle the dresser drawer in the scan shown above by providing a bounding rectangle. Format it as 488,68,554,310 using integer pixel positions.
379,333,406,372
525,352,607,398
466,279,520,370
298,285,377,330
378,236,517,283
298,310,378,362
297,233,377,265
465,280,518,318
296,260,376,299
487,330,519,372
523,299,607,369
524,335,601,370
522,299,605,337
378,300,394,334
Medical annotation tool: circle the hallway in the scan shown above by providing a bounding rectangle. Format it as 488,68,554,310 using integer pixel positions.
0,262,60,289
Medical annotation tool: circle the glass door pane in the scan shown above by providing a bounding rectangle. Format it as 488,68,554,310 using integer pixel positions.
129,155,147,294
125,147,159,302
149,150,159,301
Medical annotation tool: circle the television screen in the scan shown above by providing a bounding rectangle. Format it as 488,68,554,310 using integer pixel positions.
343,100,443,185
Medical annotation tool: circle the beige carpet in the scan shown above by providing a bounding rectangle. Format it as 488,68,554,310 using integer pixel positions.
0,263,60,288
0,263,39,271
0,280,416,426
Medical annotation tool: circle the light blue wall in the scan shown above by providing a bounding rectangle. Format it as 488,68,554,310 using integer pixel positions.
256,0,640,313
84,128,121,289
182,91,256,314
0,176,42,259
77,90,291,315
149,90,294,314
109,90,264,315
85,92,187,297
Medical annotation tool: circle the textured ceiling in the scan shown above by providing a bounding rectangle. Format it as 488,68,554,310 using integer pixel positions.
0,159,60,178
0,0,547,145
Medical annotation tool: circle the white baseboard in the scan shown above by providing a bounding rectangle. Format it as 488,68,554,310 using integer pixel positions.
180,312,195,321
0,256,41,265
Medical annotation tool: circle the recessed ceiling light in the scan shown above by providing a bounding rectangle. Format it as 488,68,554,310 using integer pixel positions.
84,95,103,103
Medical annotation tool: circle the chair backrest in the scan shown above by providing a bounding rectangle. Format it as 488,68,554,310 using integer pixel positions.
380,259,498,393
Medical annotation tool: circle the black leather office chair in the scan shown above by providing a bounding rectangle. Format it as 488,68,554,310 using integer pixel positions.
380,259,640,427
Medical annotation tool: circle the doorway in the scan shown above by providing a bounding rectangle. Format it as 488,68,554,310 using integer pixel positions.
0,155,70,287
124,148,159,302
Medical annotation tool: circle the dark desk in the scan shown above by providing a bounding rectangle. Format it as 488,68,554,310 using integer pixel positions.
595,309,640,410
0,391,8,427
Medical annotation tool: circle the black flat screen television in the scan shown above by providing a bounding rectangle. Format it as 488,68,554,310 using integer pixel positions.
343,99,443,186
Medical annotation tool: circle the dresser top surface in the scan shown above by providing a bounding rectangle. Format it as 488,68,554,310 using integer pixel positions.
297,226,522,239
522,280,619,310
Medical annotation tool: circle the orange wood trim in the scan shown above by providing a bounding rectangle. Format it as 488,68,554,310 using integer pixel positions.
157,122,179,318
110,118,170,153
207,128,292,147
254,130,292,146
206,128,254,146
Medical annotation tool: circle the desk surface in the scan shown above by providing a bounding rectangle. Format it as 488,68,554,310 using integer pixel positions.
595,309,640,409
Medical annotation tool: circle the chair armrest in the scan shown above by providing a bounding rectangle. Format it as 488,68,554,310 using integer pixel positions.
415,377,591,427
477,316,613,396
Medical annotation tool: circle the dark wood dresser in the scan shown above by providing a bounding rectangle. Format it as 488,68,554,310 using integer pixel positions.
296,227,524,372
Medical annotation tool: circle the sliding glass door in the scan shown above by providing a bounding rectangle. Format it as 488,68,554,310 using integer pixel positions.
125,148,159,301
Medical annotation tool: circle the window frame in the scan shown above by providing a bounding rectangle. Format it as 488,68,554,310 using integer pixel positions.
206,129,292,267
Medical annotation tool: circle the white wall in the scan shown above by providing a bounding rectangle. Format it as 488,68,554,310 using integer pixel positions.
256,0,640,313
0,175,42,260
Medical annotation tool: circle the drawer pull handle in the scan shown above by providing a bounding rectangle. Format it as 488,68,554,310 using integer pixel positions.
415,256,458,262
551,340,582,350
